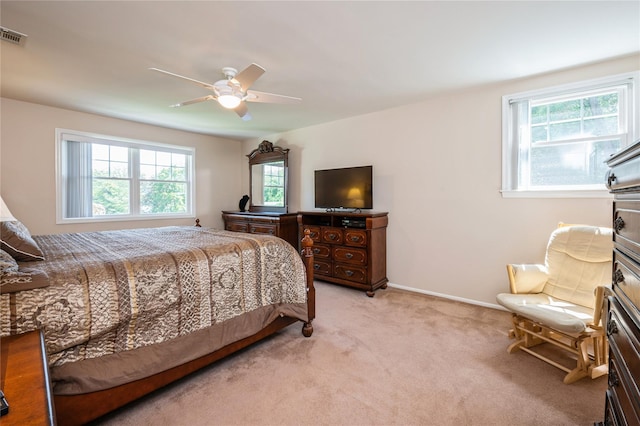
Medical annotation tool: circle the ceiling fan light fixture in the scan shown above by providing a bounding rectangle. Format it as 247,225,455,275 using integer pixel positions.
217,94,242,109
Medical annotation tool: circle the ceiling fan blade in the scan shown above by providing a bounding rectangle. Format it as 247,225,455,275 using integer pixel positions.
149,67,215,91
170,95,216,107
234,102,252,121
245,90,301,104
233,63,265,91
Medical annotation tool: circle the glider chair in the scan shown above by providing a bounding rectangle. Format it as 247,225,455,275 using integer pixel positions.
496,224,613,384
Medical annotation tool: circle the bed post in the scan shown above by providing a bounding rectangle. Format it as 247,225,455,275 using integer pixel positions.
300,228,315,337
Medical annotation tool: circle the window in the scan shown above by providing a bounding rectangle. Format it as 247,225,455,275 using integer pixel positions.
502,72,639,197
56,129,194,223
262,162,285,206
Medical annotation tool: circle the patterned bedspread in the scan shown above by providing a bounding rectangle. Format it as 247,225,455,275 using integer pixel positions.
0,227,308,372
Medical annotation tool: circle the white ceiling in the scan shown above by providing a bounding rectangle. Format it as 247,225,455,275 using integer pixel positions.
1,1,639,140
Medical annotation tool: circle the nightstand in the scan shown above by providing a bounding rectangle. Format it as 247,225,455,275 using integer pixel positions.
1,330,56,425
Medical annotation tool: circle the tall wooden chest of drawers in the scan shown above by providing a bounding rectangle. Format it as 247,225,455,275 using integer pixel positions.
297,211,388,297
604,140,640,426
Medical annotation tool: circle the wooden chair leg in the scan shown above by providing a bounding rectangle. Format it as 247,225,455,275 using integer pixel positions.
505,317,608,384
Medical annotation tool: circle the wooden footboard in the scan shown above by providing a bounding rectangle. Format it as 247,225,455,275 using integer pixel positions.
54,230,315,426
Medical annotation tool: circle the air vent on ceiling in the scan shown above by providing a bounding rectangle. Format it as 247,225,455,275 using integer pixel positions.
0,27,27,45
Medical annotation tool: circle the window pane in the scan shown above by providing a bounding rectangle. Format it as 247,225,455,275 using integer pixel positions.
173,167,185,180
584,116,619,136
140,164,156,179
583,93,618,117
93,144,109,161
92,178,130,215
549,99,581,121
93,159,109,177
549,121,581,141
172,154,185,167
140,149,155,164
531,105,547,125
111,161,129,178
110,146,128,162
531,125,548,143
263,187,284,205
156,151,171,166
529,139,621,186
157,166,172,180
140,181,187,214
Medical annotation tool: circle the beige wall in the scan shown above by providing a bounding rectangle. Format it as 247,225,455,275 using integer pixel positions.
244,54,640,307
0,99,241,235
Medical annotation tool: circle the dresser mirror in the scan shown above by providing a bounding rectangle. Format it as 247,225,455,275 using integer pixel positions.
248,140,289,213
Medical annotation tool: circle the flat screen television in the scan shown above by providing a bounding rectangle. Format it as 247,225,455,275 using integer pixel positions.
314,165,373,210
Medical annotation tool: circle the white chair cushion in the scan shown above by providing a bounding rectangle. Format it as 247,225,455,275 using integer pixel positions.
543,226,612,309
508,264,548,294
496,292,594,334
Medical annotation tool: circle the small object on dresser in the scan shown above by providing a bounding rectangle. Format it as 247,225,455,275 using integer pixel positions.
239,195,250,212
0,390,9,416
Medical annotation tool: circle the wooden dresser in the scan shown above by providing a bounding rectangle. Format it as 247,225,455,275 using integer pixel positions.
221,211,299,248
603,140,640,426
298,211,388,296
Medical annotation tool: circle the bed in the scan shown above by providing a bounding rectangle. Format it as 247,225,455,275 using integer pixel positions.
0,221,315,425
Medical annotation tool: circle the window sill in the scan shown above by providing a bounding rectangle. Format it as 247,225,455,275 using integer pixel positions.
500,189,612,199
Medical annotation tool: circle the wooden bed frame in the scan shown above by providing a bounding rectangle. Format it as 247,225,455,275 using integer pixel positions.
53,230,315,425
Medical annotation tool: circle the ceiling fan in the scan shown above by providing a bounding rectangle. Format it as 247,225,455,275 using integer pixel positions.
150,63,301,121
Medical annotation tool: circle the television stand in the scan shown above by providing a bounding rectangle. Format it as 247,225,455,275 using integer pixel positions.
297,211,388,296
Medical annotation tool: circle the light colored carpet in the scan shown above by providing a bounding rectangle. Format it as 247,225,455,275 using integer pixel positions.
95,282,606,425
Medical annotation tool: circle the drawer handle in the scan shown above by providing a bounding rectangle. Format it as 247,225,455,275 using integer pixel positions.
608,370,619,387
328,233,337,240
313,248,321,254
345,270,354,277
607,319,618,336
613,269,624,285
350,236,360,242
614,216,625,232
345,253,353,259
607,172,617,187
314,264,320,270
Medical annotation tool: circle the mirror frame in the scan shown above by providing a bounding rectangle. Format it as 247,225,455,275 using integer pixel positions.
247,140,289,213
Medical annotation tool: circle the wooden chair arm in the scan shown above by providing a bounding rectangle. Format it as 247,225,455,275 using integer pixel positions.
590,285,612,328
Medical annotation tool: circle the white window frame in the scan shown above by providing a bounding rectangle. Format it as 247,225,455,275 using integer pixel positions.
55,129,196,224
501,71,640,198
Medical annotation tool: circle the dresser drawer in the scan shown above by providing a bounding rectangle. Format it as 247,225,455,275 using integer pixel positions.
222,212,298,248
608,348,640,426
250,223,276,235
334,264,367,283
333,246,367,265
614,201,640,258
604,389,623,426
607,299,640,415
344,229,367,247
322,227,343,244
226,221,249,232
607,151,640,192
311,243,331,259
313,260,331,276
306,226,321,242
613,249,640,312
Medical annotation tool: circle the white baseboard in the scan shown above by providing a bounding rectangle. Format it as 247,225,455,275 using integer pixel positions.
386,282,507,311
